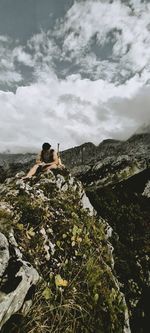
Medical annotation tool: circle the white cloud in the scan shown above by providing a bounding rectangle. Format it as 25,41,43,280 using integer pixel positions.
0,0,150,152
0,70,150,152
0,36,22,84
0,30,60,85
26,30,60,76
13,46,34,67
1,0,150,84
56,0,150,82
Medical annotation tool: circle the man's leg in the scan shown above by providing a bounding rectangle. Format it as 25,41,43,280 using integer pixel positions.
43,163,58,172
23,164,40,179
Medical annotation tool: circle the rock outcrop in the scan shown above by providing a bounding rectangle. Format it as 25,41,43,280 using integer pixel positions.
0,228,39,330
0,169,130,333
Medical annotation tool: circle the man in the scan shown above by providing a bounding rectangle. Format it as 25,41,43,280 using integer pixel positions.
23,142,60,179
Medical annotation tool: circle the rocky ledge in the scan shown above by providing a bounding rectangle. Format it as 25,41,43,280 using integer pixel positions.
0,169,130,333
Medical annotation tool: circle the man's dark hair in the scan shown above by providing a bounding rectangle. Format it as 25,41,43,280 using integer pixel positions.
42,142,51,151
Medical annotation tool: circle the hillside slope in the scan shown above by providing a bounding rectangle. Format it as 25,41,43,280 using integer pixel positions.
0,169,130,333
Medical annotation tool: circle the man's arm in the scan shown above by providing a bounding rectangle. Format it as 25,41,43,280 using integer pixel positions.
53,150,59,164
36,152,45,165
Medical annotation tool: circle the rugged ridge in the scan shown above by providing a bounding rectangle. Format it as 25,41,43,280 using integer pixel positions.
0,132,149,181
0,169,130,333
0,131,149,332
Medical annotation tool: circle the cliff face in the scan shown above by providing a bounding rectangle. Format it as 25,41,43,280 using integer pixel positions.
0,169,129,333
86,171,150,333
68,133,150,333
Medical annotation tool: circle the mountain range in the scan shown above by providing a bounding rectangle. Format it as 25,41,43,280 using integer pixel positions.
0,126,150,332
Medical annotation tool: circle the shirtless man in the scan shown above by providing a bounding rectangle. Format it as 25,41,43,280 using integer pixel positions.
23,142,59,179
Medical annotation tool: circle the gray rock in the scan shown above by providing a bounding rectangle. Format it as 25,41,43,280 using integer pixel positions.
0,259,39,329
0,233,9,278
0,232,39,330
142,181,150,198
81,192,94,216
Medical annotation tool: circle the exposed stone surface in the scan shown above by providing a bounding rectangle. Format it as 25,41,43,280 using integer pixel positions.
142,181,150,198
0,230,39,330
0,233,9,278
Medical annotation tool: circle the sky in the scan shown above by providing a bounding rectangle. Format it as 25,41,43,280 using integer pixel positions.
0,0,150,153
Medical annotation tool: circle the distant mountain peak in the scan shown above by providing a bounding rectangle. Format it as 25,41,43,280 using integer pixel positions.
98,139,121,146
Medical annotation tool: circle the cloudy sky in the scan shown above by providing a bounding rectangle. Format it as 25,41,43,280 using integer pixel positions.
0,0,150,152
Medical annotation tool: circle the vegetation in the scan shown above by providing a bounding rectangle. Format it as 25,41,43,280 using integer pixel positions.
1,171,127,333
